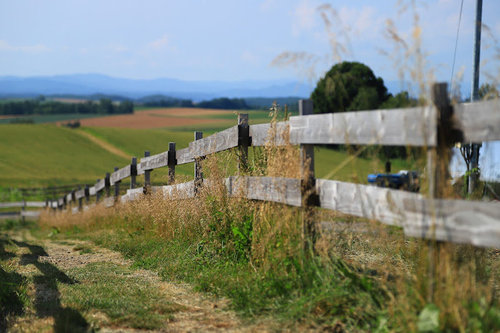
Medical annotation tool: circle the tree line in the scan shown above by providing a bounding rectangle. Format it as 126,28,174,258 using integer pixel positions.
0,98,134,116
310,61,418,160
143,97,251,110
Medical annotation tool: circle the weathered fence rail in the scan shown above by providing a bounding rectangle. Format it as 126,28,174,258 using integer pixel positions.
2,83,500,248
0,201,47,209
0,201,46,220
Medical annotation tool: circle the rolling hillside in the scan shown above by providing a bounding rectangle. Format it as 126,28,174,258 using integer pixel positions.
0,124,128,187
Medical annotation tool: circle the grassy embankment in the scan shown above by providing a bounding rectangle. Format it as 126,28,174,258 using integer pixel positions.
38,119,499,331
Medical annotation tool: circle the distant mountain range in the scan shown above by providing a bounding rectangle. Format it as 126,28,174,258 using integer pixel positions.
0,74,316,101
0,73,427,103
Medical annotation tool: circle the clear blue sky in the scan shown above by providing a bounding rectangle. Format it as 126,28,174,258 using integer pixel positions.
1,0,499,88
1,0,499,180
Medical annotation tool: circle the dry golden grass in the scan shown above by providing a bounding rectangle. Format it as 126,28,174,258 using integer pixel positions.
39,105,499,331
67,108,233,129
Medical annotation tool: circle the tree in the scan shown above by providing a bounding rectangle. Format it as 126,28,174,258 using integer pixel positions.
197,98,249,110
99,98,114,114
478,83,499,100
311,61,389,114
379,91,417,109
117,100,134,114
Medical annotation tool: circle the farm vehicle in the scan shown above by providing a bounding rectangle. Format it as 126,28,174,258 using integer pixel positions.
367,170,420,192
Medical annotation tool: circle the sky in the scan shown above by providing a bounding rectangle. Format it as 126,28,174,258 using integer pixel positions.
1,0,499,180
1,0,499,88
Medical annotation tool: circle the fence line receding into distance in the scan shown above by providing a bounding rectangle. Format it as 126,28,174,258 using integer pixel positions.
2,83,500,248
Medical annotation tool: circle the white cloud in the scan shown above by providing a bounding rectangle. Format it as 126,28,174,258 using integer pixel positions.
0,40,50,53
147,34,169,50
108,43,128,53
292,0,318,36
241,50,260,65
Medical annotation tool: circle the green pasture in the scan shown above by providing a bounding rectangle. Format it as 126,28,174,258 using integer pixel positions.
82,126,412,184
80,127,196,180
0,120,414,189
0,124,128,187
315,147,413,181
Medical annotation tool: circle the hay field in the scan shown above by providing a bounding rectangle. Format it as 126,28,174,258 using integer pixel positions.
76,108,236,129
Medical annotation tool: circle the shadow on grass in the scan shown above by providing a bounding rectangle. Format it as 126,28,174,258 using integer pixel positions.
0,237,91,332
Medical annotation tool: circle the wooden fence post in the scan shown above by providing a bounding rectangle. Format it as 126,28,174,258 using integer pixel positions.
114,166,120,202
70,190,76,210
130,157,137,189
238,114,250,174
21,198,26,223
299,99,318,254
84,185,90,205
78,186,83,211
194,132,203,194
168,142,176,184
105,173,111,198
144,151,151,194
426,82,462,302
96,179,101,203
432,82,461,197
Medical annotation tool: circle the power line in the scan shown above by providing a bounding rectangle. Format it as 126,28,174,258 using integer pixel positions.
450,0,465,96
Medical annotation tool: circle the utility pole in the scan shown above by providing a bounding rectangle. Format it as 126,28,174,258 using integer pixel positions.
469,0,482,194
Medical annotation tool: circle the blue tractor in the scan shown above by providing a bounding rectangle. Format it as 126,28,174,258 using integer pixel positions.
367,170,420,192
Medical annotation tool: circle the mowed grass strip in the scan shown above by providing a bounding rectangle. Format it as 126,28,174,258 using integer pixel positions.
0,222,184,331
80,127,197,179
0,124,128,187
81,127,194,157
61,262,183,329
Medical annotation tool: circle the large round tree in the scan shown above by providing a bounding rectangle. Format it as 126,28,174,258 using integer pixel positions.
311,61,389,114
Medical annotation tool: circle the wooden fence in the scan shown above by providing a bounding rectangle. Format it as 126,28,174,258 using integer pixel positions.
2,83,500,248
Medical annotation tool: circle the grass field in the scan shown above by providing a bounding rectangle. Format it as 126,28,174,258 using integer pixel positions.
0,106,272,128
0,108,265,187
0,120,412,188
0,105,414,188
81,126,411,183
0,125,128,187
2,110,494,332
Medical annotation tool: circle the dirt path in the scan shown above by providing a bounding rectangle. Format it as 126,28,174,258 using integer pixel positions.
0,228,268,332
75,129,131,160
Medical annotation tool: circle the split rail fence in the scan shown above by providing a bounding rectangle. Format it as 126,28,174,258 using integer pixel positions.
2,83,500,248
